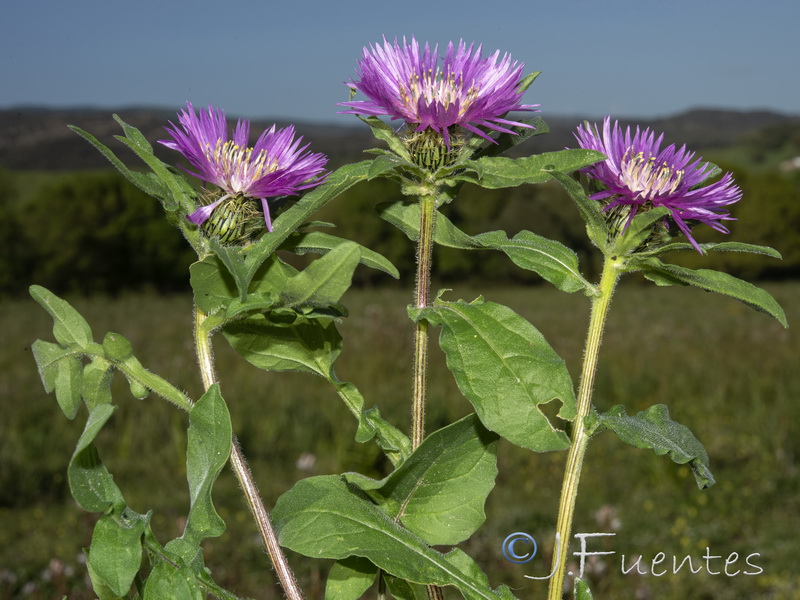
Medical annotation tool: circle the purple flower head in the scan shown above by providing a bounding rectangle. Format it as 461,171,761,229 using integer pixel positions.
339,36,538,148
160,102,328,232
575,117,741,252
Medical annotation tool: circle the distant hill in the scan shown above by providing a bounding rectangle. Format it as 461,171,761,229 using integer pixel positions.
0,105,797,171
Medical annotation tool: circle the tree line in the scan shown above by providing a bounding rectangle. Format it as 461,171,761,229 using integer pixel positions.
2,163,799,296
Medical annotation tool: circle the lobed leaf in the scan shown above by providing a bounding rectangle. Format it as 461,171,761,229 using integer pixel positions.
415,297,576,452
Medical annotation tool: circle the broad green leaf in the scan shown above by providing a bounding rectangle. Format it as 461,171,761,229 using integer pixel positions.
238,160,372,293
384,575,429,600
549,172,608,251
87,511,148,597
32,340,83,419
628,257,788,327
56,354,84,415
368,154,410,180
191,253,297,316
85,549,121,600
224,293,280,319
31,340,70,394
190,256,238,314
143,562,203,600
68,404,125,512
210,239,251,299
223,316,340,376
474,230,592,294
30,285,93,347
224,317,410,464
281,230,400,279
376,204,592,294
415,297,575,452
358,404,413,465
273,475,517,600
140,529,245,600
82,357,114,409
345,414,498,545
589,404,715,489
376,201,481,249
459,149,604,189
574,577,593,600
326,557,378,600
164,538,204,572
280,242,361,307
182,384,231,545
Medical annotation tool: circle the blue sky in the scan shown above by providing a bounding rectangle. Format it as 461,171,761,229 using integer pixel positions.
2,0,798,124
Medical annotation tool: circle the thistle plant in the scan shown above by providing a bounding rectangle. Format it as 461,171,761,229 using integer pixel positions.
29,35,787,600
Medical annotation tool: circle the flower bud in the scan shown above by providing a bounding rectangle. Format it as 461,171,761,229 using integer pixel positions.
199,194,261,245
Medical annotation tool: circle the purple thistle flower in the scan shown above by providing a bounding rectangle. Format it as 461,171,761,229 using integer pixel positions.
575,117,741,252
339,36,538,147
160,102,327,232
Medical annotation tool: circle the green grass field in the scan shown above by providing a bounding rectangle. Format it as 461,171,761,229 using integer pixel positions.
1,282,798,600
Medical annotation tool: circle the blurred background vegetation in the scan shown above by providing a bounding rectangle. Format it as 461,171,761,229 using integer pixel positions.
0,108,798,599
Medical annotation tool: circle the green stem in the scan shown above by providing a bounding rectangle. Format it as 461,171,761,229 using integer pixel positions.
411,191,443,600
546,255,622,600
194,308,304,600
81,342,194,412
412,192,437,449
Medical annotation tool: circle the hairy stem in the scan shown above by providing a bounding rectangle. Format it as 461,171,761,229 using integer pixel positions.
195,308,304,600
411,191,442,600
547,256,622,600
411,193,437,449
